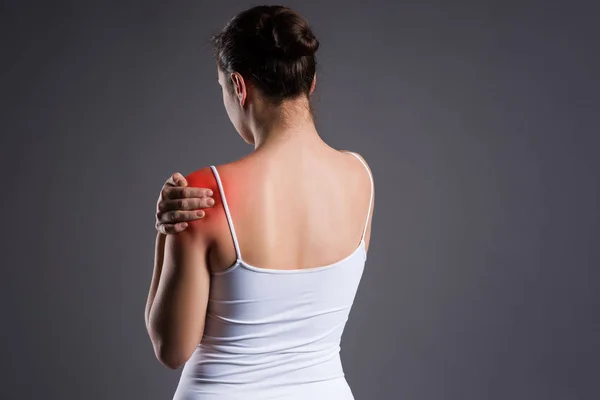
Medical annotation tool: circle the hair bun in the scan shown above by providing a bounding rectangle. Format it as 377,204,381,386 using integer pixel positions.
262,9,319,59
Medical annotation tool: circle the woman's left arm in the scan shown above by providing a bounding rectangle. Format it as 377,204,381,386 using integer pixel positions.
145,168,216,369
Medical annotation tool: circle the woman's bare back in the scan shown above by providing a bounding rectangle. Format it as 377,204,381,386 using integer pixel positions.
203,145,374,274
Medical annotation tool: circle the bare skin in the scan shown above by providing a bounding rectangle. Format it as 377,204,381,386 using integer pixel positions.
206,148,374,274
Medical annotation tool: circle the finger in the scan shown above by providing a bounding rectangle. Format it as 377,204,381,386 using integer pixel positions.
157,196,215,212
157,210,206,225
175,174,187,187
159,222,189,234
162,186,213,201
166,172,187,187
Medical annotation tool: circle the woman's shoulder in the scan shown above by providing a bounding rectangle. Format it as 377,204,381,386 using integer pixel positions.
184,156,242,180
184,166,215,188
339,149,371,169
184,159,250,197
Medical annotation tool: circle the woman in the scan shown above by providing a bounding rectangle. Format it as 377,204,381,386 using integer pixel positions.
145,5,375,399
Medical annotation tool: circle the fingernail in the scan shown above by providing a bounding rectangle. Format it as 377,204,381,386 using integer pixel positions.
207,198,215,206
207,189,213,196
197,211,205,218
181,222,188,228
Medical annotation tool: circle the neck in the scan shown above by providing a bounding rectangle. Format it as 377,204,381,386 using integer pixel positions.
249,97,324,152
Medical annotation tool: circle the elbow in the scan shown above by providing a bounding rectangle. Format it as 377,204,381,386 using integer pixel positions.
158,355,184,370
147,314,198,370
147,316,185,369
154,342,186,370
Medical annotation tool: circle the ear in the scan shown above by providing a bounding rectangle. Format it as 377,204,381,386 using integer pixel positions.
231,72,247,107
309,72,317,94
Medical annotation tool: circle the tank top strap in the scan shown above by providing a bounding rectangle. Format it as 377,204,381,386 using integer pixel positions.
210,165,242,261
342,151,374,242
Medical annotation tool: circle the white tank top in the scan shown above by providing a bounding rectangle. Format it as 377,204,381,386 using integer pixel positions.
173,152,374,400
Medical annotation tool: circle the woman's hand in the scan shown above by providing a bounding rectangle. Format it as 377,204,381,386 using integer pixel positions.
155,172,215,234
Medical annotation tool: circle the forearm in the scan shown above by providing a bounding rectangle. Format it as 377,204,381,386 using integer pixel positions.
145,232,167,330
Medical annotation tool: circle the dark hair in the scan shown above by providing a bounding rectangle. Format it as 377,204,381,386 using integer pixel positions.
211,5,319,106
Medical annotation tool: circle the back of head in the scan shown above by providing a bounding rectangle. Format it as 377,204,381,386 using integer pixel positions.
211,5,319,106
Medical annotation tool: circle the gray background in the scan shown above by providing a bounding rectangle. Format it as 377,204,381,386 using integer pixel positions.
1,1,599,399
